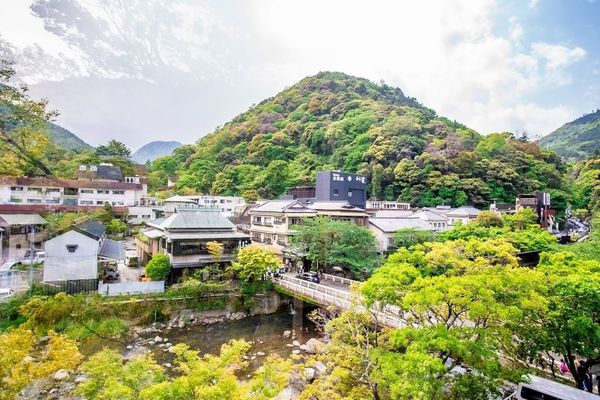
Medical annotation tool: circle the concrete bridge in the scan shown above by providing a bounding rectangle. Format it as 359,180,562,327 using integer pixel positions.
272,272,404,328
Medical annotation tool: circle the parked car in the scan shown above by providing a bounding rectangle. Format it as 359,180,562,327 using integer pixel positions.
0,261,22,273
22,251,45,265
296,272,320,284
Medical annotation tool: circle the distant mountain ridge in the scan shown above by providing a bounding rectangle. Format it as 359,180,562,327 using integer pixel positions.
132,140,182,163
538,109,600,160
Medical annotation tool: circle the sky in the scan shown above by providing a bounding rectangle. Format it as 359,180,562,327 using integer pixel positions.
0,0,598,150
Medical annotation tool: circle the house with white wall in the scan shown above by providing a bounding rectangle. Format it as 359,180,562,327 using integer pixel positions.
368,217,434,253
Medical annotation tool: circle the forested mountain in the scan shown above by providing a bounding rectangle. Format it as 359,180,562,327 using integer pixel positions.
0,106,92,152
132,140,182,163
539,109,600,160
149,71,568,208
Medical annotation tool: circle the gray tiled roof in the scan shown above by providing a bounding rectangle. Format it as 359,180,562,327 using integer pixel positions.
413,210,449,221
0,214,47,226
309,201,366,212
159,209,235,230
251,200,316,214
446,206,481,217
75,218,106,240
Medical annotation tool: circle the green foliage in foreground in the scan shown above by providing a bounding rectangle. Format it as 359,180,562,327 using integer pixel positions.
229,245,281,283
75,340,292,400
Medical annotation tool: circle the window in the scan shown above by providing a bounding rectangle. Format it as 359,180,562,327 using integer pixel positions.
27,187,42,193
80,189,94,194
27,198,42,203
333,189,339,196
96,201,105,205
64,188,78,195
90,165,97,171
80,200,93,205
46,188,60,192
348,190,353,197
10,186,23,191
66,245,78,253
113,190,125,195
388,237,395,247
79,165,87,171
97,190,109,195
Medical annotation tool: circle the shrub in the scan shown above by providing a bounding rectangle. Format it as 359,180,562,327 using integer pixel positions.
145,254,171,281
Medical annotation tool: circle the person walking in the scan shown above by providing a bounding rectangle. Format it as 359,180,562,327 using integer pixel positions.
559,359,569,375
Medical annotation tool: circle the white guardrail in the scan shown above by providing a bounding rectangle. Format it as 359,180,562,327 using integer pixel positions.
272,274,404,328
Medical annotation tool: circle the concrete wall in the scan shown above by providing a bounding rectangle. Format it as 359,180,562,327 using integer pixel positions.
98,281,164,296
44,230,99,281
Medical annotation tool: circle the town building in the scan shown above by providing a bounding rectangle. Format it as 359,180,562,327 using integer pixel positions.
516,193,555,229
310,201,368,226
0,176,147,210
445,206,481,225
43,219,124,292
281,171,368,209
368,217,434,253
136,207,250,272
163,195,245,218
366,200,411,211
316,171,367,209
0,214,48,262
412,210,450,231
127,206,157,225
490,201,516,214
249,200,317,258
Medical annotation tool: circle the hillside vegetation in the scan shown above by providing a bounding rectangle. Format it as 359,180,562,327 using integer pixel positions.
539,109,600,160
150,72,568,208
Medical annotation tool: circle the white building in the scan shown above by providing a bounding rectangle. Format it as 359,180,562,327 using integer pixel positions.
366,200,411,211
164,195,245,218
0,177,147,208
368,217,434,253
445,206,481,226
44,230,100,282
127,206,157,225
412,210,450,231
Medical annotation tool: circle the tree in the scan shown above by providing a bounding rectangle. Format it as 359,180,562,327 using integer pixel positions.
292,217,380,279
229,245,280,282
394,228,437,248
0,329,82,400
145,254,171,281
96,139,131,158
75,349,166,400
242,189,260,203
473,211,504,227
206,241,224,262
0,59,56,176
106,218,127,236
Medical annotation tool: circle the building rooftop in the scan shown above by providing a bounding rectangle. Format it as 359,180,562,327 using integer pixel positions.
74,218,106,240
413,210,449,222
153,208,236,230
99,239,125,260
309,201,367,212
0,213,48,226
0,177,144,190
251,200,317,214
369,217,433,233
164,195,197,204
446,206,481,217
78,164,123,181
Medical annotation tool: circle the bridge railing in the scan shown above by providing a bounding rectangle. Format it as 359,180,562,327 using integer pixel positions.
276,275,353,303
274,277,352,309
322,273,356,286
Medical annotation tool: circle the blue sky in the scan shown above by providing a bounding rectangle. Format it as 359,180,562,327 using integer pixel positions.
0,0,598,149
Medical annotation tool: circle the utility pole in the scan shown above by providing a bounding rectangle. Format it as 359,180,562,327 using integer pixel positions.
29,224,35,297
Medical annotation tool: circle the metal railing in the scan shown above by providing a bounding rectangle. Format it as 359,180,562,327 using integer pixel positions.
272,274,404,328
322,273,356,286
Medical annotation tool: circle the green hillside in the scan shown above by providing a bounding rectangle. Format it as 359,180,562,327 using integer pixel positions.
0,105,92,152
538,109,600,160
149,71,568,208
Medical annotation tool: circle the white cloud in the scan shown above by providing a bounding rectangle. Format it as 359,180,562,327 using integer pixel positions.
531,42,586,69
0,0,589,144
529,0,540,8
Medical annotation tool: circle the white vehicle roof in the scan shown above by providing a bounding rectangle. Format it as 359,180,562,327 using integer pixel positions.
520,375,599,400
0,288,14,295
0,262,19,272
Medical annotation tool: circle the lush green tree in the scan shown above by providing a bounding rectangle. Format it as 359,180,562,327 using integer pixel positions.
96,139,131,158
0,59,57,176
145,254,171,281
229,245,280,282
473,210,504,227
394,228,438,248
242,189,260,203
106,218,127,236
75,349,166,400
292,217,379,279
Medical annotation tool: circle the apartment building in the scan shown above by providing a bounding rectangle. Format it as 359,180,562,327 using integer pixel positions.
0,177,147,208
249,200,317,257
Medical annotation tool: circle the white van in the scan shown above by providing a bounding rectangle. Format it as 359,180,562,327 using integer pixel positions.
511,375,599,400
